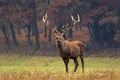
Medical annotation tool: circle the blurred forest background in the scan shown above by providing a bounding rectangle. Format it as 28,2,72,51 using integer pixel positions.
0,0,120,57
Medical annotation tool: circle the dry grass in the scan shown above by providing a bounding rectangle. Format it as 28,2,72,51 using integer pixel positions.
0,71,120,80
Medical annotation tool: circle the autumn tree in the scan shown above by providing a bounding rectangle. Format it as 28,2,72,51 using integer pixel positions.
0,0,41,49
80,0,118,48
0,0,18,46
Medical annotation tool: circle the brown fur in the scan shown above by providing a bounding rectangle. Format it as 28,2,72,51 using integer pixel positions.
57,40,85,58
56,37,85,73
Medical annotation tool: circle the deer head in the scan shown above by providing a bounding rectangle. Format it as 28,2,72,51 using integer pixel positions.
42,13,80,42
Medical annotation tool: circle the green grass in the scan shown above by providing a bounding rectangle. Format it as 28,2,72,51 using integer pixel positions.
0,54,120,80
0,54,119,73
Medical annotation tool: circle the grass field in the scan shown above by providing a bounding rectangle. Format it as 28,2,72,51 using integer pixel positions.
0,54,120,80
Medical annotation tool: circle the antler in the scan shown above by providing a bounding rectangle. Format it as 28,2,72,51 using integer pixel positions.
71,14,80,25
42,13,48,23
42,13,57,32
64,14,80,31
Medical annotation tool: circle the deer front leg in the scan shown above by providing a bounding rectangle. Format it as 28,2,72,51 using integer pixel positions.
62,57,69,72
73,58,79,72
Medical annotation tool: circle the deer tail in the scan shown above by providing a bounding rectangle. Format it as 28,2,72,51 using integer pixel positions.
79,43,86,55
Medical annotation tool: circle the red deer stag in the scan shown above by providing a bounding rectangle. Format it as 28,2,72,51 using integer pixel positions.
42,13,86,73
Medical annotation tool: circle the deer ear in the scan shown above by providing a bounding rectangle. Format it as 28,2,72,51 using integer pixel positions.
53,28,58,34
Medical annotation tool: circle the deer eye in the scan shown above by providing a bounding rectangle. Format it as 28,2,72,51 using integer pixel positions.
60,30,64,33
54,30,57,33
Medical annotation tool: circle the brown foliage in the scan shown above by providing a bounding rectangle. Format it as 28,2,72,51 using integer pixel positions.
99,16,118,26
84,6,108,18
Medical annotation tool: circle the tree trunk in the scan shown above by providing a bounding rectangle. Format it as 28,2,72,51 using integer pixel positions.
9,24,18,45
68,29,72,38
48,29,51,42
48,0,51,4
31,17,40,49
26,23,32,46
68,24,73,38
31,1,40,49
87,24,95,45
44,24,47,37
1,25,9,45
93,17,103,45
117,0,120,15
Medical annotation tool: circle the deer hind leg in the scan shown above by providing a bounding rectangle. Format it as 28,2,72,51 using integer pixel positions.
73,58,79,72
62,57,69,72
80,54,84,73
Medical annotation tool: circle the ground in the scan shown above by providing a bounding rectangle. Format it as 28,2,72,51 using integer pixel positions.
0,54,120,80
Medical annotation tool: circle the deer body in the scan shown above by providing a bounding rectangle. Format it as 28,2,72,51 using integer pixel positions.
57,40,85,58
42,13,85,73
55,33,85,73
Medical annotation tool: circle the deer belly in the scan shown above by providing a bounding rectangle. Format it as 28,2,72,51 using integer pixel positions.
70,52,80,58
59,49,70,58
59,52,70,58
70,48,80,58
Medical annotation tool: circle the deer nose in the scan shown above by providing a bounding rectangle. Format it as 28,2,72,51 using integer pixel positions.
56,36,59,40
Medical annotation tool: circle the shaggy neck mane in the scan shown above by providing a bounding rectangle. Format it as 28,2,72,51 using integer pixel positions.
56,40,64,53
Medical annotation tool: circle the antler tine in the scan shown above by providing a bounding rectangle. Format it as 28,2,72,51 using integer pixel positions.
42,16,45,23
42,13,52,30
45,13,47,19
42,13,58,32
77,14,80,22
42,13,47,23
71,15,75,21
61,25,65,30
65,14,80,31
